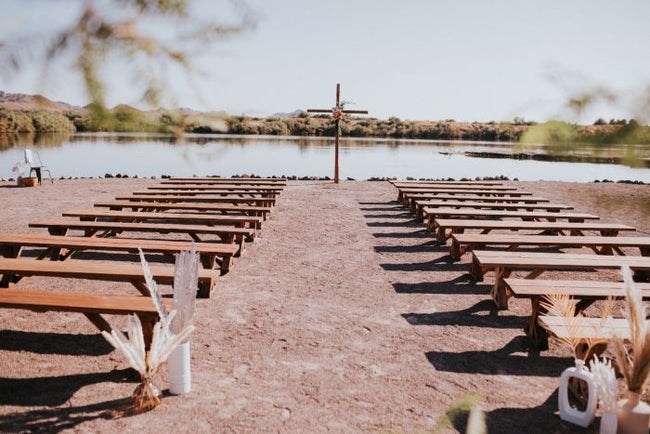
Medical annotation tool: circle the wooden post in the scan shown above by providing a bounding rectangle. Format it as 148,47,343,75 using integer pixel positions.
334,84,340,183
307,84,368,184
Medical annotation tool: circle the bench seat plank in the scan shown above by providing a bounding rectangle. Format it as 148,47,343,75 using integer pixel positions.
540,316,632,340
94,201,271,220
396,184,512,201
434,219,635,244
0,257,219,298
116,194,276,206
424,208,598,232
414,200,572,221
167,177,286,185
391,180,504,185
149,185,283,192
0,289,171,315
404,191,533,211
450,234,650,260
133,189,278,198
62,209,262,230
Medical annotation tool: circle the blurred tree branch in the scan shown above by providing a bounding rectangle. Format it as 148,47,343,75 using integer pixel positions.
0,0,255,120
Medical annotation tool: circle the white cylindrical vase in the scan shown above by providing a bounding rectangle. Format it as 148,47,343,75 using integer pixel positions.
167,341,191,395
599,411,617,434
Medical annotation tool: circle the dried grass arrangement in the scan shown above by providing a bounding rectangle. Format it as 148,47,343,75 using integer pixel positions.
611,265,650,394
101,249,197,413
590,357,619,414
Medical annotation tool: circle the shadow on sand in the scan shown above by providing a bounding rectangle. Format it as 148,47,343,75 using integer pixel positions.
0,395,133,433
392,274,489,295
403,299,526,329
426,336,570,377
0,330,113,356
0,368,135,407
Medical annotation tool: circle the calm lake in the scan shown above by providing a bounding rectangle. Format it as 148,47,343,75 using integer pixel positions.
1,133,649,182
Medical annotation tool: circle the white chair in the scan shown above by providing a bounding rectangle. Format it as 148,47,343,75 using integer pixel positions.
24,149,53,185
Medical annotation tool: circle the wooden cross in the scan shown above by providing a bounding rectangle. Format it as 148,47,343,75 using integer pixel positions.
307,83,368,183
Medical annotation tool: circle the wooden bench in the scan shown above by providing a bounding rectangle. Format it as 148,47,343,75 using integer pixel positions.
470,250,650,308
400,187,520,206
0,257,220,298
149,185,283,193
539,315,635,360
404,191,533,211
94,200,272,220
116,194,276,207
413,194,550,204
541,314,647,360
413,200,572,221
450,234,650,261
166,177,286,186
393,182,505,200
62,209,263,230
506,278,650,349
434,219,635,244
400,186,515,193
0,233,238,274
391,180,504,186
29,219,254,254
0,289,173,348
133,189,279,200
424,209,599,232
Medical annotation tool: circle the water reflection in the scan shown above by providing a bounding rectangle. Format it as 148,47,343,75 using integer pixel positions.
0,133,647,182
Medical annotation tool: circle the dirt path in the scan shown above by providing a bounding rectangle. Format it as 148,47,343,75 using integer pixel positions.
0,179,648,432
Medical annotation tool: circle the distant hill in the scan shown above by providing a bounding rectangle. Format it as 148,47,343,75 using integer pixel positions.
0,91,82,112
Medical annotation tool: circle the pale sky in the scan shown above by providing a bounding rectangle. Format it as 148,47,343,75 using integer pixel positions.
1,0,649,122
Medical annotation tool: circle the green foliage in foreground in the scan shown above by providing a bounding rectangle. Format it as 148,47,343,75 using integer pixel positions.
519,119,650,166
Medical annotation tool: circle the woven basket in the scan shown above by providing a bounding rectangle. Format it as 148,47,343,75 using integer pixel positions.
18,177,38,187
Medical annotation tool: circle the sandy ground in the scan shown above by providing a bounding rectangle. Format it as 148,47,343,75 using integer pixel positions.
0,178,648,433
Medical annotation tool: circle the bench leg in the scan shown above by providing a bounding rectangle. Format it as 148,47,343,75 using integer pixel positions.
435,227,446,244
84,312,112,334
526,297,549,350
426,216,436,232
469,255,484,282
131,280,151,297
138,314,157,350
490,267,512,309
416,205,424,222
197,278,215,299
449,240,462,261
235,236,246,256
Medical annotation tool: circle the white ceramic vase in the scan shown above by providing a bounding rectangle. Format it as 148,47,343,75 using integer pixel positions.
558,359,598,428
167,341,192,395
599,410,617,434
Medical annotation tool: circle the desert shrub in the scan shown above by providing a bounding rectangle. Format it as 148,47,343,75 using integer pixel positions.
0,109,36,132
30,110,75,132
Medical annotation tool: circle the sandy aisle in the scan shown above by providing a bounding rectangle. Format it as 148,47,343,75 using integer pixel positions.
0,178,648,432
